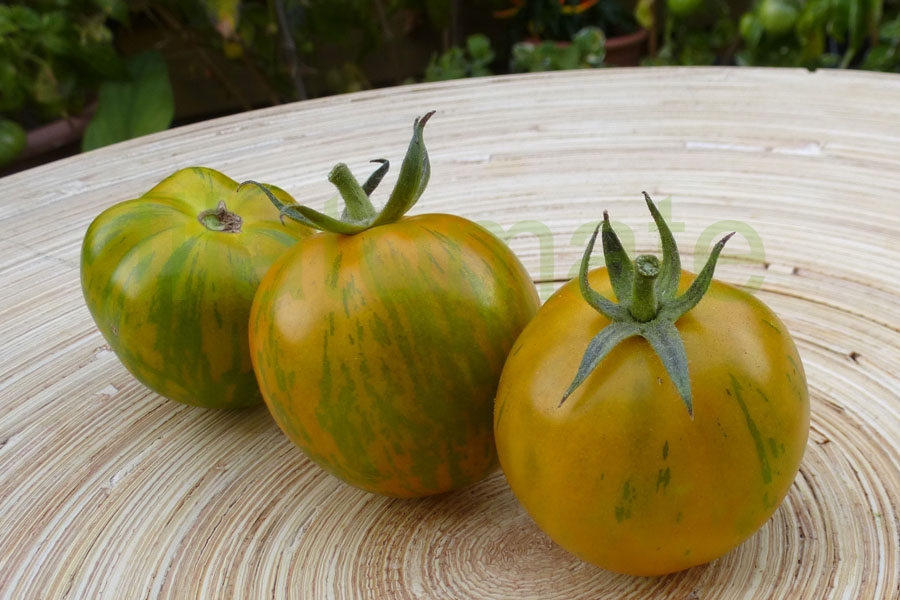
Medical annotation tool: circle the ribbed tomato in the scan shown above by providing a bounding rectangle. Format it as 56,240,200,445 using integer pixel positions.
81,167,310,408
248,113,540,497
494,194,809,576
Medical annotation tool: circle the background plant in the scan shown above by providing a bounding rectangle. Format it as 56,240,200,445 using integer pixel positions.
0,0,176,165
151,0,462,102
424,33,495,80
0,0,127,124
640,0,740,65
0,0,127,164
493,0,638,41
510,25,607,70
862,6,900,69
5,0,900,173
737,0,884,68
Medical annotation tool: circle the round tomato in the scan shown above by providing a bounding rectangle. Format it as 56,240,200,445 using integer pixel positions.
81,167,310,409
249,113,540,497
494,194,809,576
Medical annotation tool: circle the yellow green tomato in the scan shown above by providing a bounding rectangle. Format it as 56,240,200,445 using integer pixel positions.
249,113,540,497
494,195,809,576
81,167,310,408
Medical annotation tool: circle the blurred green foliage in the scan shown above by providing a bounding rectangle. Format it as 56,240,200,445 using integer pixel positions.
0,0,128,122
648,0,899,68
492,0,638,41
425,34,496,80
4,0,900,170
510,25,607,70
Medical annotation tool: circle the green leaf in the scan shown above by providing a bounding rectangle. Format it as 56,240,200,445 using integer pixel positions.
81,50,173,151
94,0,130,23
635,0,656,29
0,118,27,167
33,63,63,106
0,10,13,37
10,6,41,32
424,48,467,82
467,34,494,63
38,12,71,55
0,60,26,112
74,40,126,80
880,16,900,39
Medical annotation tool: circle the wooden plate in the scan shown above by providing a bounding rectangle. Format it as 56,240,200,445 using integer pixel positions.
2,67,898,598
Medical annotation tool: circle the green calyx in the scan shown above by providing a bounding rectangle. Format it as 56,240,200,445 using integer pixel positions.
242,111,434,234
561,193,734,417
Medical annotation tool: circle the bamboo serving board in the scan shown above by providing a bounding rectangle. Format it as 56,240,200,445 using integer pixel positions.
1,67,899,599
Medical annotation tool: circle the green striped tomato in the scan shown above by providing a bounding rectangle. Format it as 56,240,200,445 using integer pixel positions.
81,167,310,409
248,113,541,497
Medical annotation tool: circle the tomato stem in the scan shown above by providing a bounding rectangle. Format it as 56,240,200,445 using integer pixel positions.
630,255,660,322
562,193,734,416
243,112,435,236
329,163,377,223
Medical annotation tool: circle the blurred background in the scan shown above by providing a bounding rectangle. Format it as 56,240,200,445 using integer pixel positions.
1,0,896,175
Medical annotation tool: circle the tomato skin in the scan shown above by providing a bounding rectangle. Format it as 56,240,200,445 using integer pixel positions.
250,214,540,497
81,167,310,409
494,269,809,576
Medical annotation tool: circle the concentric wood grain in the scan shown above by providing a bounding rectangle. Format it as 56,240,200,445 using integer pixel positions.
2,67,900,598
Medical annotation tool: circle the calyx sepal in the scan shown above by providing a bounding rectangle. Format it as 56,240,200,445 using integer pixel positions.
561,193,734,417
241,111,434,234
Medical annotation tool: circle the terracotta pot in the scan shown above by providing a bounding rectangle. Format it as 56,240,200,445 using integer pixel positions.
604,28,649,67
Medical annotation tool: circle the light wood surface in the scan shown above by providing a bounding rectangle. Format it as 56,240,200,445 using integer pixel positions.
2,67,899,598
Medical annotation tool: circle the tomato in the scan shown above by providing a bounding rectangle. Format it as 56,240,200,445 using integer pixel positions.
667,0,703,18
494,194,809,576
758,0,800,36
0,118,26,167
81,167,310,409
249,113,540,497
